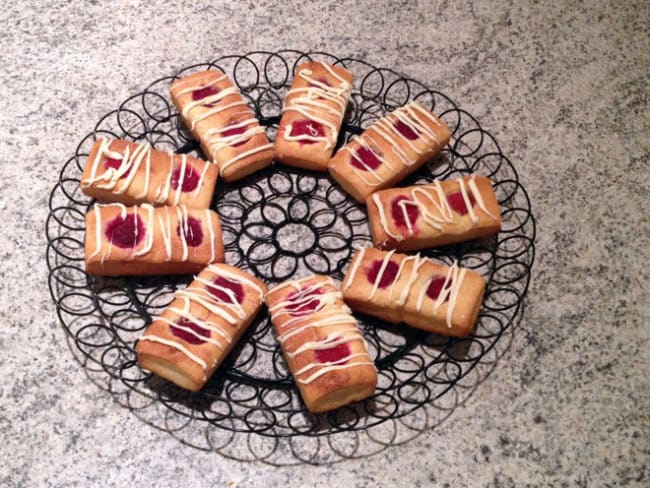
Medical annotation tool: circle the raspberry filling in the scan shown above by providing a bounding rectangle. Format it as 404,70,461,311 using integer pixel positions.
394,119,420,140
350,146,382,171
446,190,476,216
285,286,324,316
289,119,325,145
104,157,132,178
309,77,332,88
391,196,420,229
104,214,145,249
366,259,399,288
221,122,249,147
315,340,351,363
176,216,203,247
170,318,210,345
208,276,245,304
192,85,220,106
170,165,200,192
426,275,452,301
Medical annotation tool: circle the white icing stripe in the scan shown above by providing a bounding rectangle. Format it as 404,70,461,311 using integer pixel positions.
175,290,238,324
158,211,173,261
192,101,248,130
174,73,272,175
397,255,423,306
268,275,376,391
174,73,226,96
343,248,366,292
342,146,385,187
139,335,207,370
286,331,365,358
172,155,187,206
280,64,352,150
297,360,376,385
135,144,152,200
89,204,219,265
458,178,479,224
469,176,499,221
371,175,502,242
446,268,467,329
267,275,336,297
172,71,224,89
341,101,448,188
294,352,370,376
156,316,226,349
206,209,216,263
219,143,274,171
372,193,403,241
176,206,188,262
194,161,211,198
187,278,245,319
83,139,210,207
90,204,103,259
411,101,443,127
166,299,233,343
182,86,241,120
205,265,265,298
348,250,469,331
90,203,127,263
277,314,357,343
206,122,266,153
270,289,342,318
368,250,396,299
134,204,155,257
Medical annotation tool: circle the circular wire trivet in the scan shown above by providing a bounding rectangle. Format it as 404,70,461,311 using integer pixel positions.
46,50,535,463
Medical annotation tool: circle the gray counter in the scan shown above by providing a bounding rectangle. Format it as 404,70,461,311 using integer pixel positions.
1,0,648,486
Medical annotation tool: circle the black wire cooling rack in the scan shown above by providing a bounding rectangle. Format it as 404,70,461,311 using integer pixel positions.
46,50,536,463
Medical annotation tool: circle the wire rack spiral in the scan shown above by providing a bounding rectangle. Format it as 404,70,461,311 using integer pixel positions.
46,50,535,463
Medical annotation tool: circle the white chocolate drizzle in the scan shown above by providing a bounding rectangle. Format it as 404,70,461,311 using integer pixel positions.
368,249,396,299
281,62,352,150
172,72,271,175
372,175,499,242
269,276,376,387
88,204,217,265
346,249,469,330
342,102,447,187
342,248,365,292
82,138,210,206
140,266,261,372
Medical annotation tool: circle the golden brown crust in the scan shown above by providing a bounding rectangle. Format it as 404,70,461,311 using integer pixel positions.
339,248,411,324
328,101,451,203
401,259,486,336
136,264,267,391
265,275,377,413
366,175,501,251
80,138,218,208
342,248,486,337
275,62,353,171
170,70,274,182
84,204,224,276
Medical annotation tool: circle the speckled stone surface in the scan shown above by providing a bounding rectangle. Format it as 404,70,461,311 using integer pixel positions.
1,0,649,486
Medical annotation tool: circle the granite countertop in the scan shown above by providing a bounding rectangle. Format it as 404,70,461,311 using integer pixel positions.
1,1,648,486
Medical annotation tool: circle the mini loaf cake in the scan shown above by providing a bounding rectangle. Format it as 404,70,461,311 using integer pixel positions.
80,138,218,208
170,70,274,182
367,174,501,251
136,263,267,391
342,248,485,337
328,101,451,203
275,61,353,171
85,203,224,276
265,275,377,413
